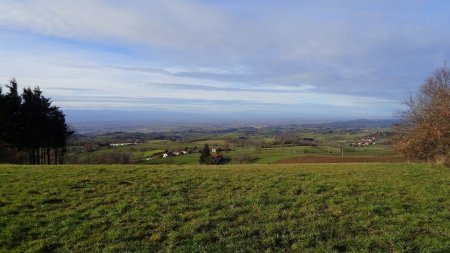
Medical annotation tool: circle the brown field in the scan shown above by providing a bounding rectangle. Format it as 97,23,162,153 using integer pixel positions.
276,155,406,164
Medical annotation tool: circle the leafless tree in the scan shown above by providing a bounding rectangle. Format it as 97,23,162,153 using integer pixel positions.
393,63,450,166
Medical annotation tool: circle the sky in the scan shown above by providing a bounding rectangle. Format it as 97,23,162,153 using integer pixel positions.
0,0,449,123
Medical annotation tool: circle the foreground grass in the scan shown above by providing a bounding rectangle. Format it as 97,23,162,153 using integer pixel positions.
0,164,449,252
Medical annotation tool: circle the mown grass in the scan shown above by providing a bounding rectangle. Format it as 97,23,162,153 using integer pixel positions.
0,163,449,252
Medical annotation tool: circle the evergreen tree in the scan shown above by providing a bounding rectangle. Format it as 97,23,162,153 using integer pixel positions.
0,87,10,162
20,87,46,164
46,106,74,164
0,86,5,142
0,79,73,164
200,144,211,164
3,79,22,147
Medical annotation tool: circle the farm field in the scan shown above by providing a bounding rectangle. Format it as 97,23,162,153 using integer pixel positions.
1,163,449,252
277,155,405,164
68,142,399,165
67,125,399,165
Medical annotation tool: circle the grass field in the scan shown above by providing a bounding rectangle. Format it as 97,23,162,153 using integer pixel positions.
1,163,449,252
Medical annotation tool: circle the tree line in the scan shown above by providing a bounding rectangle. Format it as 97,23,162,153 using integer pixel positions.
0,79,73,164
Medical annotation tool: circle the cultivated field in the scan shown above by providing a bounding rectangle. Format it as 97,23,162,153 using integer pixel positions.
67,125,398,165
277,155,405,164
1,163,449,252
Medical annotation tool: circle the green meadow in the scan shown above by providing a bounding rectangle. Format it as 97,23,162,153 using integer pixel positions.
68,138,398,165
1,163,449,252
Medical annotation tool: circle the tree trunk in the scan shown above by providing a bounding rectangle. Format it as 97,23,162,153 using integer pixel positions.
54,148,58,165
47,147,51,165
28,148,32,165
60,148,65,164
41,148,44,164
36,147,40,165
32,148,36,165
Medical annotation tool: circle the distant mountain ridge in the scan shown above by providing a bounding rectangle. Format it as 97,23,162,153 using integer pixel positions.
66,110,398,134
300,119,398,129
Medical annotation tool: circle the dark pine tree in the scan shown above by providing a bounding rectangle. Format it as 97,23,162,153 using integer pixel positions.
21,86,74,164
46,106,74,164
0,79,74,164
0,86,5,143
199,144,211,164
0,86,5,156
3,79,22,148
20,87,47,164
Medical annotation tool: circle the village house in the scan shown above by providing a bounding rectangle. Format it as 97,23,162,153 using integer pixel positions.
350,137,376,146
110,143,137,147
158,146,231,159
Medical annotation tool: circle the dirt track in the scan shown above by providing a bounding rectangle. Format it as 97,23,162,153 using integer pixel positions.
276,155,406,164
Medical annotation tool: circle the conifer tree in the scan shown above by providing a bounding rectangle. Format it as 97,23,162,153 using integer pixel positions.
0,79,73,164
200,144,211,164
3,79,22,147
0,86,5,143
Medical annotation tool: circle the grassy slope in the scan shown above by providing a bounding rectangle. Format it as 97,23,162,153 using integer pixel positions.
0,164,449,252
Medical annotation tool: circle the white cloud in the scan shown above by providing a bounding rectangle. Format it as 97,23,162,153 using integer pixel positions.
0,0,230,49
0,43,395,111
0,0,449,119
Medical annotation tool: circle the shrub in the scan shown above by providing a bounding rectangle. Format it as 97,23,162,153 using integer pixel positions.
393,64,450,163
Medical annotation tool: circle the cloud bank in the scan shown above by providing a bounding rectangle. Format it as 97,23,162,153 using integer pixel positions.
0,0,449,120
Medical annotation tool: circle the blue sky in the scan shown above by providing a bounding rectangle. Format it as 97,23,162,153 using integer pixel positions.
0,0,449,122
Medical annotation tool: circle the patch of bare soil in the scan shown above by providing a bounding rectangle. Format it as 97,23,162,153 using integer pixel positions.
276,155,406,164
